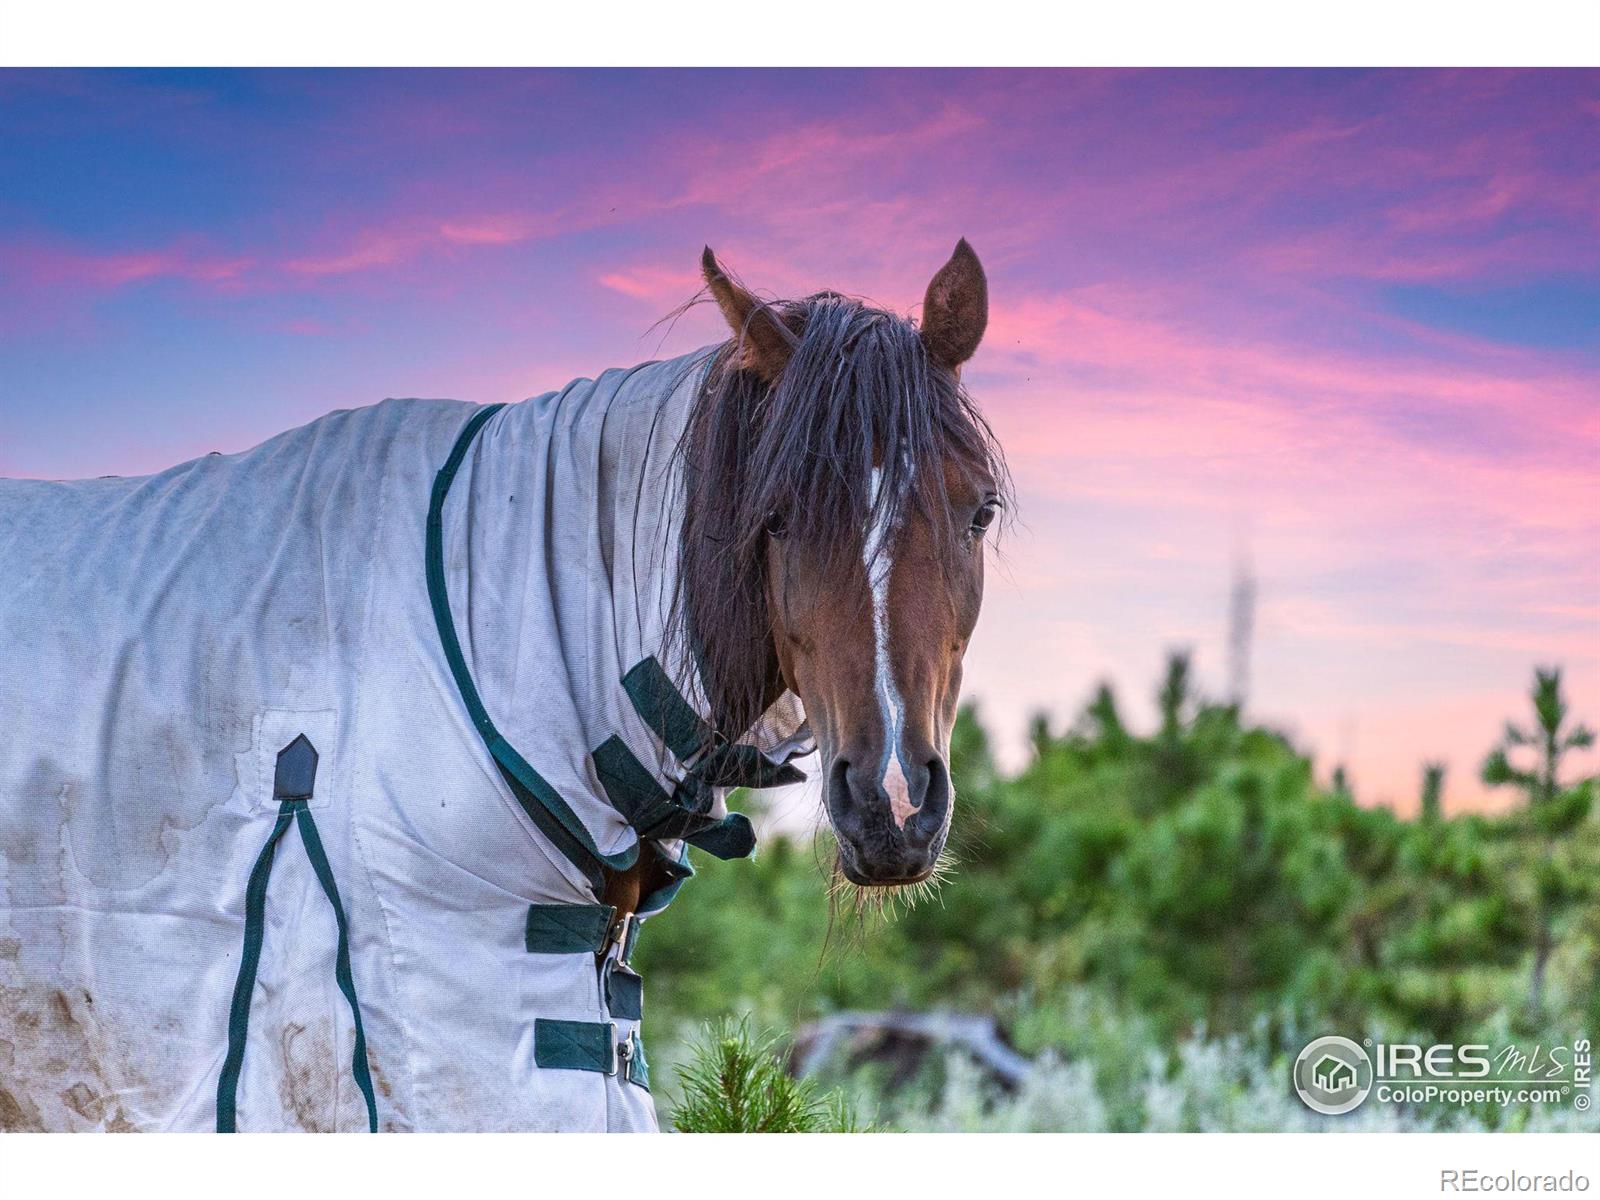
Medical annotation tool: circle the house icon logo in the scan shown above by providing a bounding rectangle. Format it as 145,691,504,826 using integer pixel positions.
1293,1036,1374,1115
1312,1054,1356,1092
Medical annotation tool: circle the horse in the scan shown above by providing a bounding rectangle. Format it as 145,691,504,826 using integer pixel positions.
0,241,1006,1131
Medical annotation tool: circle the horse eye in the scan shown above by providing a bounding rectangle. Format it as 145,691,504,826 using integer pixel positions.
969,500,1000,536
765,512,789,539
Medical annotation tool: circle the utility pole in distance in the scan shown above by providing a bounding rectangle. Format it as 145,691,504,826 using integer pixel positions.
1226,552,1256,712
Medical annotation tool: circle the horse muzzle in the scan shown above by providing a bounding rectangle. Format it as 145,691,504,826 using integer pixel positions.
824,752,951,885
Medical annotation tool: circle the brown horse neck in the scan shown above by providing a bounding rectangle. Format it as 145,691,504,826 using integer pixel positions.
600,849,675,921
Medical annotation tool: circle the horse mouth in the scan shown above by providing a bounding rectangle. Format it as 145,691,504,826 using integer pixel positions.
828,849,954,921
836,854,935,888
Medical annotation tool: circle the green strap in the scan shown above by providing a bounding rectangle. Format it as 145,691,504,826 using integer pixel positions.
216,804,296,1132
293,804,379,1133
611,654,803,859
533,1018,615,1073
620,656,806,790
426,405,636,889
593,736,708,838
696,742,808,791
592,735,756,859
604,963,643,1020
628,1033,651,1090
684,813,757,860
604,658,772,859
216,801,378,1132
621,656,706,763
524,904,615,954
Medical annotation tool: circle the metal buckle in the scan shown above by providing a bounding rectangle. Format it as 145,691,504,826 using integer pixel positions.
603,1022,622,1076
605,910,637,965
615,1027,638,1079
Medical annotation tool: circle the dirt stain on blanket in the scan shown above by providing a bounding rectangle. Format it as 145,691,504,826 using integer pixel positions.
0,970,147,1131
0,1083,44,1131
278,1020,336,1132
0,984,96,1129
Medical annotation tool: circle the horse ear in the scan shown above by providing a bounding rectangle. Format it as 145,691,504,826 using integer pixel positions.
702,247,795,381
920,238,988,371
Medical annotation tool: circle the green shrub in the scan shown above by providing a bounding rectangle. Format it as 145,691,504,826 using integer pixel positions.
669,1017,874,1133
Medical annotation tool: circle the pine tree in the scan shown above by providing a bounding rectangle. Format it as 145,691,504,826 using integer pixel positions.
1481,668,1595,1015
670,1017,871,1132
1148,651,1202,810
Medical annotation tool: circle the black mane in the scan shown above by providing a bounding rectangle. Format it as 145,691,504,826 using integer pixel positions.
671,292,1010,739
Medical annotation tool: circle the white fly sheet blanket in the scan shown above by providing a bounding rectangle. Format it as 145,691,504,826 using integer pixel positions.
0,348,811,1131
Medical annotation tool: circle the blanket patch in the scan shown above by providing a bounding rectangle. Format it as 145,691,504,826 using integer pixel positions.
255,710,338,810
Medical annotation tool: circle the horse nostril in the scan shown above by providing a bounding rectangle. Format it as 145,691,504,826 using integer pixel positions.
829,758,850,789
825,757,871,845
905,757,951,848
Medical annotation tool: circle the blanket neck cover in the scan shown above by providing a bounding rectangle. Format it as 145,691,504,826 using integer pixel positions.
0,348,812,1131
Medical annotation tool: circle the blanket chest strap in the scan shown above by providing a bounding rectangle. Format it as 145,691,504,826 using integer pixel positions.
215,735,380,1133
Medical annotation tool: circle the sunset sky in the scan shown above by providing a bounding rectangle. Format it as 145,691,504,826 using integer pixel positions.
2,69,1595,811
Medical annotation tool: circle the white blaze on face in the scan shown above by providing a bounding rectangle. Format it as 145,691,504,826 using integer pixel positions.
865,466,917,830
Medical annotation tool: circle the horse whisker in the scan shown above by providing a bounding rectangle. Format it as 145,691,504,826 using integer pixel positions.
825,850,956,926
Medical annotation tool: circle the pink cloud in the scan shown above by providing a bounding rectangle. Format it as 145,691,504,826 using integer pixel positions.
597,266,702,301
438,216,536,245
672,104,985,213
4,240,254,289
11,207,567,294
981,286,1598,444
283,232,416,276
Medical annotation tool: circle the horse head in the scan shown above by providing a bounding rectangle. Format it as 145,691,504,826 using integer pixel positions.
680,241,1005,888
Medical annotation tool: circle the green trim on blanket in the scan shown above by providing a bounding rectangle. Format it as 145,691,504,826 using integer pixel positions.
492,755,614,891
216,799,378,1133
426,404,637,890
